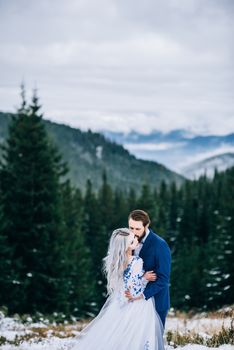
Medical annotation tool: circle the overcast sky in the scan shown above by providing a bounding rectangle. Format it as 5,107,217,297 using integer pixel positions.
0,0,233,135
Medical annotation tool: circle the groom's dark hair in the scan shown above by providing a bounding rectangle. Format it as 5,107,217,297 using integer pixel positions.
128,209,151,227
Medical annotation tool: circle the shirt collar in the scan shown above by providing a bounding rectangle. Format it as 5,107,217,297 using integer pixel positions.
141,227,150,244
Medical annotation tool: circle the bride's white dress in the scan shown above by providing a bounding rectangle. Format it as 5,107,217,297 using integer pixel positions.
72,256,164,350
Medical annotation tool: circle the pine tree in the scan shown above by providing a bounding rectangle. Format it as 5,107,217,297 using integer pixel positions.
203,167,234,308
204,209,231,308
0,198,15,309
155,181,170,238
113,189,128,228
127,188,137,212
171,241,202,310
223,167,234,305
196,176,211,244
89,171,114,307
61,180,96,317
167,182,179,247
0,87,67,314
83,179,100,255
137,184,155,214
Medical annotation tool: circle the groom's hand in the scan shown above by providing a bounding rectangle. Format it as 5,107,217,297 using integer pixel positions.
144,271,157,281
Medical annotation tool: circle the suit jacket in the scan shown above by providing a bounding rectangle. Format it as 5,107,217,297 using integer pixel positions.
139,229,171,312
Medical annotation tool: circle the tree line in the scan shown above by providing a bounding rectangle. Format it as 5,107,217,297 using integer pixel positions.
0,89,233,318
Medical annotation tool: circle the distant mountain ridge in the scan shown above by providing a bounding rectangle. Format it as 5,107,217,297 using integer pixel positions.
102,130,234,176
182,153,234,179
0,112,184,192
103,129,234,145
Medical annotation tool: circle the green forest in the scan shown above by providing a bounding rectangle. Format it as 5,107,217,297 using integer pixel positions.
0,90,233,320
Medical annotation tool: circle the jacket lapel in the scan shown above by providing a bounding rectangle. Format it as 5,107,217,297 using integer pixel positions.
139,229,154,259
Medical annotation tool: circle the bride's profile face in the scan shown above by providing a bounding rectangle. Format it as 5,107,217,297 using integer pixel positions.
128,232,139,250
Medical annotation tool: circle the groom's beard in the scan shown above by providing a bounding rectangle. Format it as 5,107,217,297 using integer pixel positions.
138,229,147,243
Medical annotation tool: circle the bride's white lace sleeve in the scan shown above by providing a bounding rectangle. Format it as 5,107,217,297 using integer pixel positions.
124,257,148,298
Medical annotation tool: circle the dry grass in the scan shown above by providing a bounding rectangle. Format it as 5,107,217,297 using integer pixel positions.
166,319,234,348
0,319,90,346
168,306,234,320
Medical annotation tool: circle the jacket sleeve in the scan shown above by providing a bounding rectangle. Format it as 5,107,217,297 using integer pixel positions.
143,240,171,300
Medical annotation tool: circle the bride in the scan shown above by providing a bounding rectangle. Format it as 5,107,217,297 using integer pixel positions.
72,228,165,350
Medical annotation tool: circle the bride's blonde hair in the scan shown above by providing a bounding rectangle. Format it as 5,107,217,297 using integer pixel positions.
103,228,132,295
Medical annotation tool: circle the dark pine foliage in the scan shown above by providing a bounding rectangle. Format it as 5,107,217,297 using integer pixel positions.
0,87,68,314
0,88,233,316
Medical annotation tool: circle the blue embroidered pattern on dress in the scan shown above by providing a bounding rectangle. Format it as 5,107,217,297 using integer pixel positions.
123,256,148,298
144,340,150,349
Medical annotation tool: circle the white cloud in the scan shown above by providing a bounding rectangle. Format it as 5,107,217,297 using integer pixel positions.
124,142,185,151
0,0,233,135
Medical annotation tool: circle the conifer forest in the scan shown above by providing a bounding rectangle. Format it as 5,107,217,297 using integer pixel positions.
0,91,233,319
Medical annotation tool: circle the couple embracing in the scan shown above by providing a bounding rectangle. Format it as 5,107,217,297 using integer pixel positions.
72,209,171,350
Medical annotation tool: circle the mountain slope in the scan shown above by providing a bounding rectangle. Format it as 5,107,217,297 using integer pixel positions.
181,153,234,179
0,112,184,192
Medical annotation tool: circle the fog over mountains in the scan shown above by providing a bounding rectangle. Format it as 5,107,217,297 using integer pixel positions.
1,108,233,182
102,130,234,178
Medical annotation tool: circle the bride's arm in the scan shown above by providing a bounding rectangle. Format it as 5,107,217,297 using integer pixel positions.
125,258,148,300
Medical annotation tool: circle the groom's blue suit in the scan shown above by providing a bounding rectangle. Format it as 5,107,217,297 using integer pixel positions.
139,229,171,327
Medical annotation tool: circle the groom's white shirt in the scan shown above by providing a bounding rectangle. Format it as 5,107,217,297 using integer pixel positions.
134,228,150,256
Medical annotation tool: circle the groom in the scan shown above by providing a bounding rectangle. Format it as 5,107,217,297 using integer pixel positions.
125,209,171,328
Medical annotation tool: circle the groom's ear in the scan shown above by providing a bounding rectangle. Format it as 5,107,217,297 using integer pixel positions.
145,223,149,230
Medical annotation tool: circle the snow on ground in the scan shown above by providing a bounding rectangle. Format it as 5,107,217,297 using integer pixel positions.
170,346,233,350
1,340,233,350
165,314,232,336
0,309,233,349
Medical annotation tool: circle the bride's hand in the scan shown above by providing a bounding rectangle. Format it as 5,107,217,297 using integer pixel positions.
144,271,157,281
125,290,144,301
